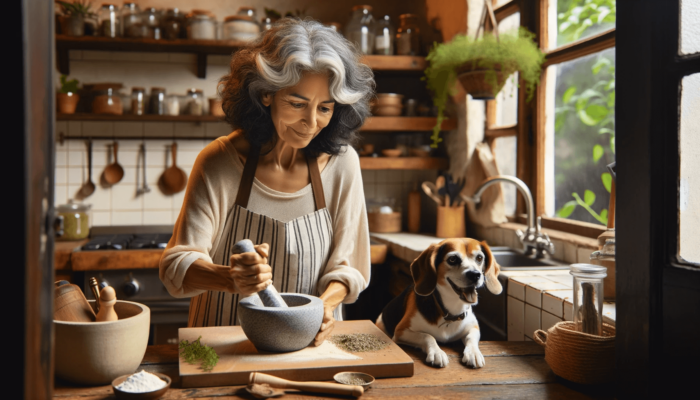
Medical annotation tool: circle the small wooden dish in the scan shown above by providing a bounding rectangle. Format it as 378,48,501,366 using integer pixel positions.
372,105,403,116
334,372,375,389
381,149,402,157
409,148,431,157
112,372,171,400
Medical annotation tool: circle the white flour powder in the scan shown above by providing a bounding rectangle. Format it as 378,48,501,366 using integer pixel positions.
115,370,167,393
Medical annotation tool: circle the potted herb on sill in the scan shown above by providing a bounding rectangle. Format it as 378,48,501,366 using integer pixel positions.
57,75,80,114
56,0,95,37
424,27,545,147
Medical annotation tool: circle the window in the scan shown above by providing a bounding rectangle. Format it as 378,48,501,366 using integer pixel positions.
679,73,700,264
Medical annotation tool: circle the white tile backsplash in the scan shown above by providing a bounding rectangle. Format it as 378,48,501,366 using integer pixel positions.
507,296,525,341
541,310,563,332
111,211,142,225
143,210,173,225
524,303,541,339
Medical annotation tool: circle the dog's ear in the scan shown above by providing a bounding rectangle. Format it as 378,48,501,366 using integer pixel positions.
481,241,502,295
410,243,439,296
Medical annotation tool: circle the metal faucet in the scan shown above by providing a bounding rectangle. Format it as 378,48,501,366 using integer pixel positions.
469,176,555,258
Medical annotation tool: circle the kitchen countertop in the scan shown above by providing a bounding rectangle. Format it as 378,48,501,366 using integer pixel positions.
54,341,612,399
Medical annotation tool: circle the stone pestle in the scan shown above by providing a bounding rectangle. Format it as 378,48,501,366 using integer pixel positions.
232,239,288,308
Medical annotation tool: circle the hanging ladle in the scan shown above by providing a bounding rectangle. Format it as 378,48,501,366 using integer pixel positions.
103,141,124,185
78,139,96,199
159,143,187,195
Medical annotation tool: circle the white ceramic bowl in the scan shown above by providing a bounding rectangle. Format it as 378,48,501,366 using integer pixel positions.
54,300,150,385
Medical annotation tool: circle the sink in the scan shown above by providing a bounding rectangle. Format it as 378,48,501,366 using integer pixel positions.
490,247,568,270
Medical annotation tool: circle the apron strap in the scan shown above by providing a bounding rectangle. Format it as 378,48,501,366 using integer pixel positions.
235,145,326,211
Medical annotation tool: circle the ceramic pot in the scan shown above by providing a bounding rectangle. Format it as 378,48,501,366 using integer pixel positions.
57,93,80,114
60,15,85,36
238,293,324,352
54,300,150,385
456,61,506,100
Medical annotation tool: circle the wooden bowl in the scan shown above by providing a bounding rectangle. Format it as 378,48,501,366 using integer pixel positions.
381,149,402,157
367,211,401,233
409,147,431,157
375,93,404,106
112,372,171,400
372,104,403,116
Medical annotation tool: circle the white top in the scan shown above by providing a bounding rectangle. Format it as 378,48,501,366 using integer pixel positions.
159,134,371,303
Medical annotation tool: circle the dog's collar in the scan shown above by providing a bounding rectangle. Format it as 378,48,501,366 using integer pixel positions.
433,289,467,323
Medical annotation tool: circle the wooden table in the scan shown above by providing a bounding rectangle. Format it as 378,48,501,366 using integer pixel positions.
54,341,612,399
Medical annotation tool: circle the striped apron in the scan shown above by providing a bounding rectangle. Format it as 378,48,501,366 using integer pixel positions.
188,146,337,327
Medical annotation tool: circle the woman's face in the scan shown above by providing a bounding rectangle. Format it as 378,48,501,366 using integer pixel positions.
262,72,335,149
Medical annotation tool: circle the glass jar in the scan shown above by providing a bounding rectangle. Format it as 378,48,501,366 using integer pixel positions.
165,94,180,116
590,238,616,300
237,6,257,20
92,84,123,115
150,87,166,115
186,10,217,40
345,5,376,55
98,4,121,38
131,87,145,115
162,8,186,40
396,14,420,56
374,15,395,55
186,89,204,115
223,15,260,42
569,264,607,336
261,17,274,31
56,201,91,241
121,2,141,37
142,8,162,39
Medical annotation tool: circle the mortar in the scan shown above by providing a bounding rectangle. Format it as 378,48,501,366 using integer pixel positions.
238,293,324,352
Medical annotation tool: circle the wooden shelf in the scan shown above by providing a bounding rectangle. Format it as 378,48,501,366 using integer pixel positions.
359,157,448,170
56,114,456,131
56,35,429,78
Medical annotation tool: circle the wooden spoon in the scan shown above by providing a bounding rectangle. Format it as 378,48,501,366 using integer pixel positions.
159,143,187,194
78,140,96,199
249,372,364,398
103,141,124,185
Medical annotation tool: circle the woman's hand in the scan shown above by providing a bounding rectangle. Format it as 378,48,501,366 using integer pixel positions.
229,243,273,297
314,281,349,346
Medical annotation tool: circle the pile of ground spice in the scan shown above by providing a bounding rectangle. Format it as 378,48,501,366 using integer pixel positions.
330,333,388,352
336,376,369,385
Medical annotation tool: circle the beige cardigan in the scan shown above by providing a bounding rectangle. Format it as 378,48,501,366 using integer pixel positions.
159,134,371,303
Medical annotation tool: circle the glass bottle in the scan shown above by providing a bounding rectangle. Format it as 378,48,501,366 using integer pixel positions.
150,87,166,115
569,264,607,335
98,4,121,38
345,5,376,55
396,14,420,56
131,87,145,115
162,8,186,40
121,2,141,37
374,15,395,55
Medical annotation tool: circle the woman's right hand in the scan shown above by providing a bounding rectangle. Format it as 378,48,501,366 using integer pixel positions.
229,243,273,297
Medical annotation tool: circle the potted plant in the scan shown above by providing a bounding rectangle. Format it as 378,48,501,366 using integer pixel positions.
424,28,545,147
57,75,80,114
56,0,95,36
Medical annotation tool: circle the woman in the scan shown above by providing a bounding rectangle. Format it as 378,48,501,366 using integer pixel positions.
159,19,374,346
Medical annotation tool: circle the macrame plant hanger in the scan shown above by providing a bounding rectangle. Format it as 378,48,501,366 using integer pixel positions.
474,0,500,42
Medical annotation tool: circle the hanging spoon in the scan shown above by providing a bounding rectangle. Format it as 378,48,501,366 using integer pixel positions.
78,140,96,198
103,141,124,185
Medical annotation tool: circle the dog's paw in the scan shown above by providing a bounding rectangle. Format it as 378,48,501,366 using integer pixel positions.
462,344,485,368
426,347,450,368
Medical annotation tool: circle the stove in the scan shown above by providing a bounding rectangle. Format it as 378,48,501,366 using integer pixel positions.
80,226,189,345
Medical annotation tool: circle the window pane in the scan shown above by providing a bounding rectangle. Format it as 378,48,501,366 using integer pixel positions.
547,48,615,225
494,12,520,127
554,0,616,48
680,0,700,55
679,73,700,264
494,0,514,8
493,136,518,216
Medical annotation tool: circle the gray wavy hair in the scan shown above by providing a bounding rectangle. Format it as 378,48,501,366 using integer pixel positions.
219,18,375,156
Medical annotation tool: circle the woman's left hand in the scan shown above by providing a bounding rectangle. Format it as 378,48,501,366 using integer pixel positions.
314,281,349,346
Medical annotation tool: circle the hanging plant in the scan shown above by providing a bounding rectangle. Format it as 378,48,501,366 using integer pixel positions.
424,27,545,147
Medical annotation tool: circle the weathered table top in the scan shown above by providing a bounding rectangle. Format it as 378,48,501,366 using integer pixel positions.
54,341,612,399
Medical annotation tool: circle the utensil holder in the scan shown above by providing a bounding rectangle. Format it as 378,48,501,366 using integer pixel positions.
436,206,465,238
534,321,615,384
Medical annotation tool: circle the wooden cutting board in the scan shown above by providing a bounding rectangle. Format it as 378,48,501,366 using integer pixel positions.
179,320,414,388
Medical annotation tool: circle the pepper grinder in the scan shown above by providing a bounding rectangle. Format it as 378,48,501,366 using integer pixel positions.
95,286,118,322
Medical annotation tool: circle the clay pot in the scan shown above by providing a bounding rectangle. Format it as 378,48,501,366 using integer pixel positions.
57,92,80,114
60,15,85,36
456,61,507,100
54,300,150,385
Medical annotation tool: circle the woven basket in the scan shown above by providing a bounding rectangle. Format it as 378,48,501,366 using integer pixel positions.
456,63,506,100
533,321,615,384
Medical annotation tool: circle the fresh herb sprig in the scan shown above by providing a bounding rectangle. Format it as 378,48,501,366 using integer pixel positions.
179,336,219,372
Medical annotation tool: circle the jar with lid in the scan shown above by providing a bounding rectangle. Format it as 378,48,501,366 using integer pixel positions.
91,83,123,115
345,5,376,55
237,6,257,19
186,10,217,40
261,17,274,31
590,238,616,300
185,89,204,115
165,94,180,116
162,8,186,39
396,14,420,55
569,264,607,335
56,201,92,241
98,4,121,38
131,87,145,115
142,8,162,39
149,87,166,115
374,15,395,55
121,2,142,37
223,15,260,42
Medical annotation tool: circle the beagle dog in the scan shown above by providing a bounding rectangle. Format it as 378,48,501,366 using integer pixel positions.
376,238,502,368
